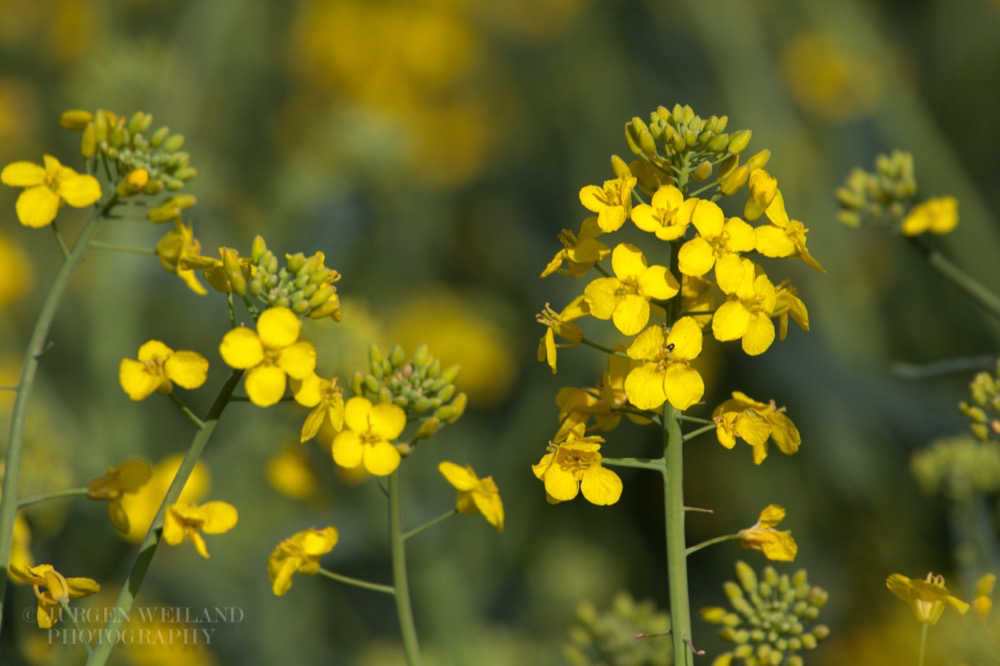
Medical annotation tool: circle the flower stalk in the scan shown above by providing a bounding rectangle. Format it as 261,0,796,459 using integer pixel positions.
389,470,422,666
663,403,694,666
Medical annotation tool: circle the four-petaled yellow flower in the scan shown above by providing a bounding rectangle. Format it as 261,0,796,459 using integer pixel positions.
738,505,798,562
119,340,209,401
332,397,407,476
541,218,610,278
537,297,588,374
712,259,778,356
1,155,101,228
886,572,969,625
624,317,704,411
532,423,622,505
713,391,801,464
268,526,338,597
900,196,958,236
219,307,317,407
87,460,154,533
755,189,824,271
162,500,239,559
292,374,346,443
439,461,505,532
677,200,755,286
156,221,208,295
579,175,637,232
8,563,100,629
630,184,697,241
584,243,678,336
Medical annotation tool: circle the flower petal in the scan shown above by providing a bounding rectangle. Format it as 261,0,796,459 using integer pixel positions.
439,461,479,490
219,328,264,369
663,364,704,410
624,364,667,410
16,186,60,228
370,403,406,440
277,341,317,379
332,432,364,469
165,351,209,389
363,440,401,476
119,358,161,401
200,501,239,534
245,365,287,407
257,307,300,348
1,161,46,186
58,174,101,207
580,465,622,505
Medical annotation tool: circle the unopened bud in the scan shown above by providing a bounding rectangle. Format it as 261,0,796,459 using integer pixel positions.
728,129,752,154
720,165,750,195
745,149,771,171
60,109,94,130
610,154,631,179
163,134,185,152
692,160,713,181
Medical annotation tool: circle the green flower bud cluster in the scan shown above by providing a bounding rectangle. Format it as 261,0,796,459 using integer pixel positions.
352,344,466,441
60,109,196,194
247,235,342,321
911,435,1000,501
564,593,672,666
623,104,769,197
835,150,917,228
701,561,829,666
960,361,1000,442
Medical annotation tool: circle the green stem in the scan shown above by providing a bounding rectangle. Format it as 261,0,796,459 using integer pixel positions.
918,623,928,666
676,414,713,425
389,471,421,666
50,221,70,259
403,509,457,541
683,424,717,441
86,369,243,666
663,403,694,666
0,196,117,633
891,355,997,379
907,235,1000,322
316,568,395,595
18,488,90,509
686,533,740,556
579,337,626,357
59,598,94,657
88,241,156,254
169,393,206,428
602,457,666,472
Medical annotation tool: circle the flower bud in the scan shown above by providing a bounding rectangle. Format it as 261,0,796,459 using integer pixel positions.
692,160,713,181
728,129,752,154
61,109,95,130
745,149,771,171
720,165,750,195
163,134,185,152
81,123,97,158
610,154,631,179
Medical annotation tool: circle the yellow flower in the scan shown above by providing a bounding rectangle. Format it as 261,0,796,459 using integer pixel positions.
743,169,779,222
1,155,101,228
118,455,210,543
266,445,318,500
973,573,995,621
536,297,588,374
713,391,801,464
155,221,208,295
712,259,778,356
8,563,100,629
624,317,704,411
180,246,254,295
677,200,755,285
292,374,346,443
219,307,317,407
738,505,798,561
584,243,679,336
630,184,697,241
0,232,33,307
532,423,622,505
9,513,34,577
541,217,610,278
579,175,636,232
886,572,969,625
268,526,338,597
162,501,239,559
119,340,209,401
772,280,809,340
86,460,153,533
755,190,824,271
332,397,406,476
439,461,504,531
900,196,958,236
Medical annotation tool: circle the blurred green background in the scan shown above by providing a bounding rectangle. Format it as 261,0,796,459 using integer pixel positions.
2,0,1000,664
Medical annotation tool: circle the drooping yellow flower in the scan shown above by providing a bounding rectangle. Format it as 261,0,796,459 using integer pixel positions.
886,572,969,625
541,217,610,278
630,184,697,241
712,259,778,356
86,460,153,533
162,500,239,559
292,374,345,443
439,461,504,531
536,297,588,374
119,340,209,401
624,317,704,411
713,391,801,464
1,155,101,228
579,175,636,232
118,455,210,543
155,221,208,295
532,423,622,505
772,280,809,340
584,243,678,336
180,246,254,295
738,505,798,562
677,200,756,285
268,526,338,597
331,397,406,476
8,563,100,629
219,307,317,407
900,196,958,236
755,190,824,271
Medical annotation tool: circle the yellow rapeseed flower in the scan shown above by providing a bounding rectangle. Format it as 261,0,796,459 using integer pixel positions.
1,155,101,228
541,217,610,278
9,563,99,629
536,297,588,374
886,572,969,625
155,221,208,295
86,460,153,533
712,259,778,356
162,500,239,559
331,397,406,476
738,505,798,561
579,175,636,233
8,513,34,577
743,169,779,221
220,307,317,407
677,200,755,285
117,455,210,543
439,461,504,531
268,526,338,596
755,189,824,271
772,280,809,340
624,317,704,411
292,374,345,443
713,391,801,464
584,243,678,336
630,184,697,241
119,340,209,401
900,196,958,236
532,423,622,505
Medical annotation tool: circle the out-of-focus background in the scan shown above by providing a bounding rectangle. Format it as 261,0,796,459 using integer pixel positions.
2,0,999,664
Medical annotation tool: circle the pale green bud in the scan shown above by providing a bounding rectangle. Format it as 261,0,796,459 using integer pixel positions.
692,160,713,181
251,235,267,261
164,134,185,152
709,133,730,153
150,126,170,147
390,345,406,368
415,417,440,440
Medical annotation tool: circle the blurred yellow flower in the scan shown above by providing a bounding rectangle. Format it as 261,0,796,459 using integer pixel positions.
162,500,239,559
1,155,101,228
438,461,504,531
8,513,34,575
901,196,959,236
9,563,99,629
738,505,797,561
119,340,209,401
266,445,317,500
0,232,32,307
781,32,882,123
886,572,969,625
87,460,153,533
332,397,406,476
268,526,338,597
973,573,995,621
118,454,211,543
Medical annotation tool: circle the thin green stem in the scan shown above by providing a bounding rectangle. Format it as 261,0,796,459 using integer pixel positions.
403,509,457,541
18,488,90,509
316,568,395,595
918,623,928,666
86,369,243,666
891,355,997,379
686,533,740,556
59,598,94,657
683,424,717,441
50,221,70,259
602,456,666,472
663,403,694,666
686,180,719,198
676,414,713,425
579,337,624,356
389,471,422,666
907,235,1000,322
88,241,156,254
0,195,117,633
593,263,612,278
169,393,205,428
